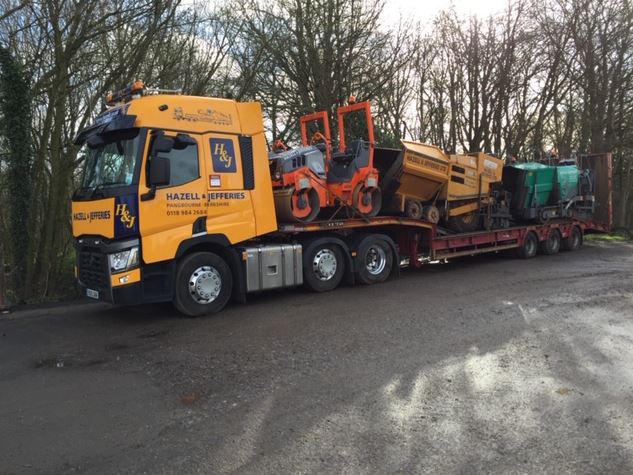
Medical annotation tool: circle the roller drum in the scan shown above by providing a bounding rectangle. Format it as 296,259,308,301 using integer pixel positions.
274,187,321,223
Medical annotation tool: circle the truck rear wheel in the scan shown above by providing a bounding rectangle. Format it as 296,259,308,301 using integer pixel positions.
356,236,393,285
540,229,561,255
561,226,582,251
303,242,345,292
516,231,538,259
174,252,233,316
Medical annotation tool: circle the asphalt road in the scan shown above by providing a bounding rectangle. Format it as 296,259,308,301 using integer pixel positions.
1,241,632,474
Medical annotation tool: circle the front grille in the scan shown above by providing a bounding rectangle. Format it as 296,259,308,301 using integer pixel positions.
78,247,108,290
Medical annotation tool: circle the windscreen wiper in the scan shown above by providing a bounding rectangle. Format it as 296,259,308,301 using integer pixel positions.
90,181,128,199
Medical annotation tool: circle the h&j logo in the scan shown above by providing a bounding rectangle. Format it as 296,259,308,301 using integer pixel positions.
115,203,136,229
211,138,236,173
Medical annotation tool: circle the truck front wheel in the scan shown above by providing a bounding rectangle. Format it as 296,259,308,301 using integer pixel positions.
174,252,233,316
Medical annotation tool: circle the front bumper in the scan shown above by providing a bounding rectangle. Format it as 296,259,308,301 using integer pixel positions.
76,236,174,306
77,236,140,304
111,281,142,305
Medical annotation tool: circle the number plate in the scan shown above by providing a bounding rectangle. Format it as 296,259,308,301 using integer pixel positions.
86,288,99,299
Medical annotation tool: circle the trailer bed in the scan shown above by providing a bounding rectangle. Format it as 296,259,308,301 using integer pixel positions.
278,215,610,268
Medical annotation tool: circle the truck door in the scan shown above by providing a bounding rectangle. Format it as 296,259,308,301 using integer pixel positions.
202,133,256,242
139,131,208,264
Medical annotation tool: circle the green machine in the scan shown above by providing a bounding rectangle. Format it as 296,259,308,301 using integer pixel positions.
556,165,582,201
502,162,592,222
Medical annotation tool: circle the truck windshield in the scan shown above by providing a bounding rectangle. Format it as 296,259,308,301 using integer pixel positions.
77,129,141,197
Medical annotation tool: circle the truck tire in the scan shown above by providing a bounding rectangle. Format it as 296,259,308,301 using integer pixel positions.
540,229,561,255
356,236,394,285
561,226,582,251
174,252,233,317
303,242,345,292
516,231,538,259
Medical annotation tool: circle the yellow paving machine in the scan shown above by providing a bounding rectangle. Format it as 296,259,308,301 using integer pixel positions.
376,141,511,231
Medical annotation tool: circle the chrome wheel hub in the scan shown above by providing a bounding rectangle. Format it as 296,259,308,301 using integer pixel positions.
366,246,387,275
313,249,337,281
188,266,221,304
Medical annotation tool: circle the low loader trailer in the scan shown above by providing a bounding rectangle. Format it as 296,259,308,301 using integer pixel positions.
72,83,613,316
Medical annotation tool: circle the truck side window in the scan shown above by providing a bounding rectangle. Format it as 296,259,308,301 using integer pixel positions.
163,140,199,187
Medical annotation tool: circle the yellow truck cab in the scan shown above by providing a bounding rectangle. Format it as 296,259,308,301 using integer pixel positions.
73,82,282,315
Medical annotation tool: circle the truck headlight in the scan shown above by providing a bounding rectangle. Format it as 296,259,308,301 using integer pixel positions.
109,247,139,272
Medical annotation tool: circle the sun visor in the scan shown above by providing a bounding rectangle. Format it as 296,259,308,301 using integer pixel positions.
74,109,137,145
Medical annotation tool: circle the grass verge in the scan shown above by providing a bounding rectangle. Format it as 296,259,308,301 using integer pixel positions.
585,233,631,242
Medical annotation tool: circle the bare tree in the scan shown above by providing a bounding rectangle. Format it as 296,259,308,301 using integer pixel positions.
1,0,632,303
239,0,412,142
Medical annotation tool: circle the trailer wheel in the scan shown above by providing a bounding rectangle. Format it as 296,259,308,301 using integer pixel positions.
516,231,538,259
540,229,561,255
303,242,345,292
174,252,233,317
561,226,582,251
356,236,394,285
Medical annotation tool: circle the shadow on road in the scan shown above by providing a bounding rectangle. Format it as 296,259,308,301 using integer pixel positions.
1,242,632,473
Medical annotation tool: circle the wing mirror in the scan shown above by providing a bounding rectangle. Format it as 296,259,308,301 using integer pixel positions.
141,130,173,201
149,156,170,187
174,133,196,149
152,135,174,153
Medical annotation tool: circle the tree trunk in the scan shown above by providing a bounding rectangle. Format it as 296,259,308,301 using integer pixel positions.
0,229,6,310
